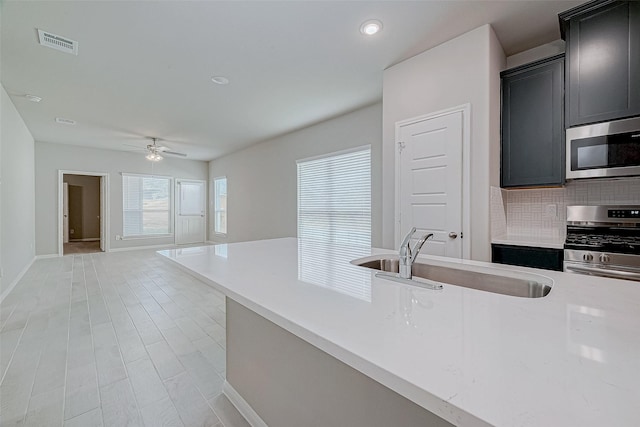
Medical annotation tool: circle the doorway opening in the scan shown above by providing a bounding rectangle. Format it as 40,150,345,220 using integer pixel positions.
58,171,110,256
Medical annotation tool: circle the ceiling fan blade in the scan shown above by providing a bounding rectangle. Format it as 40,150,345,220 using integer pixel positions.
123,143,147,151
122,137,188,157
162,150,187,157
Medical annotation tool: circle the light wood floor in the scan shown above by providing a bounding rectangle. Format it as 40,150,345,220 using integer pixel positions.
0,249,250,427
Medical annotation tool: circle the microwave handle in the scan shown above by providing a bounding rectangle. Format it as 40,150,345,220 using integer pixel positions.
565,265,640,281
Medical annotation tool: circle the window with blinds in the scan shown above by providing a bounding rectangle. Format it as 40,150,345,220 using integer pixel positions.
297,146,371,246
122,174,172,237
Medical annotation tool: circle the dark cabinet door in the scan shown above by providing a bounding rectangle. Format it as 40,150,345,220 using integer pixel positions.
562,0,640,127
491,244,564,272
501,55,565,188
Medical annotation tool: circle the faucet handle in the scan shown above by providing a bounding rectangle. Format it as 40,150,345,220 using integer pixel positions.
411,233,434,259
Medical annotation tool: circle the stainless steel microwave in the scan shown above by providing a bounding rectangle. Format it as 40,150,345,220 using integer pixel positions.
566,116,640,179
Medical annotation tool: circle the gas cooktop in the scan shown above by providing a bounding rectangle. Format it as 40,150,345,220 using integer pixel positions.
564,232,640,254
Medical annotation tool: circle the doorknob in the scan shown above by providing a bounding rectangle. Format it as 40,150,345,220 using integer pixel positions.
448,232,458,239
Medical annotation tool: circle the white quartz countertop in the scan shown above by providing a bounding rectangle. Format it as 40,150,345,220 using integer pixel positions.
159,238,640,427
491,234,565,249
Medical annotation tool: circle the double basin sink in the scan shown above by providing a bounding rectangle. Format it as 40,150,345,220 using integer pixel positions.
351,255,552,298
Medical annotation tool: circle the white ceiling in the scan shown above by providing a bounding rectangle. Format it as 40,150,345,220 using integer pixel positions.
1,0,583,161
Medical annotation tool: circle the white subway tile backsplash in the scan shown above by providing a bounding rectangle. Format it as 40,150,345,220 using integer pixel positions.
499,178,640,241
490,186,507,238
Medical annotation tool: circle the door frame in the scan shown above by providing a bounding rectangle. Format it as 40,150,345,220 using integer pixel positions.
63,182,69,244
175,178,207,245
58,170,110,256
394,104,471,259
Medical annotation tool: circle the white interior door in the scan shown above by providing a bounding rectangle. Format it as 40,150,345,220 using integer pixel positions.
63,182,69,244
398,110,463,258
175,179,206,245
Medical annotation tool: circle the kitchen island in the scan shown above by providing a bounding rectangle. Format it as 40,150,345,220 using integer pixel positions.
159,238,639,427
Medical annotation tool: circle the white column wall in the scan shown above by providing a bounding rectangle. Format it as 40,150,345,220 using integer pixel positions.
382,25,505,260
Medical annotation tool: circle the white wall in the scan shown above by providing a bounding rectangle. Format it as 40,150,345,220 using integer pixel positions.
208,103,382,246
0,85,36,295
382,25,505,261
505,40,565,69
35,142,209,255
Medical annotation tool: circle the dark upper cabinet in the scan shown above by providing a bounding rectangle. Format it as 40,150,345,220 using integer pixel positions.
560,0,640,127
500,55,565,188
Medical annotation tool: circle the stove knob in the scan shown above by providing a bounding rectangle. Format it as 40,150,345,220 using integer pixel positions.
599,254,610,263
583,253,593,262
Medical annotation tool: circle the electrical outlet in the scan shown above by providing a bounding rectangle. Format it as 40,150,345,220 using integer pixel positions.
115,235,121,240
70,229,75,235
546,204,557,218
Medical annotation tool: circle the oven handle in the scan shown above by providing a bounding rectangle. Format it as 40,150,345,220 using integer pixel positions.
565,265,640,281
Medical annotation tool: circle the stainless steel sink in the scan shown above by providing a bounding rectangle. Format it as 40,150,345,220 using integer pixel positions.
352,256,552,298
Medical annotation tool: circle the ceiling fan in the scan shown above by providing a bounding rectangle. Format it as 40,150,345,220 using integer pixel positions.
125,137,187,161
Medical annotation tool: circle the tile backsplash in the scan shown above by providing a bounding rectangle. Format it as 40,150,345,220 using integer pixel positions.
492,178,640,240
490,186,507,237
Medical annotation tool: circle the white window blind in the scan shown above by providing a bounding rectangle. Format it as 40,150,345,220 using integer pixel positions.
122,174,172,237
297,146,371,246
214,177,227,234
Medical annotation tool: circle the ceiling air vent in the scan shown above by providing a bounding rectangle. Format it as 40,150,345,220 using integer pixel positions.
37,29,78,55
55,117,76,125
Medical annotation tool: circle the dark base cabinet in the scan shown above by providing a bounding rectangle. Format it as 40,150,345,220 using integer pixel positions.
491,244,564,272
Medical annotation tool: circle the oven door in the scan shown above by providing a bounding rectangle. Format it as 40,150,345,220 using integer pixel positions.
566,116,640,179
564,261,640,282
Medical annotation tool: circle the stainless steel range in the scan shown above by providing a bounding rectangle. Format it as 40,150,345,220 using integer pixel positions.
564,205,640,281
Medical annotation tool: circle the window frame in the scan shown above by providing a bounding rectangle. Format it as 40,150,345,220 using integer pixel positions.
296,145,372,246
213,176,228,236
121,172,174,239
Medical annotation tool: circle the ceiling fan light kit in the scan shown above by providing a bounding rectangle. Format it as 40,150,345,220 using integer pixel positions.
146,152,163,162
134,137,186,161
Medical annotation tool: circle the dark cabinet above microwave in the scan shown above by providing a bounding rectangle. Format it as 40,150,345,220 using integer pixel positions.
560,0,640,127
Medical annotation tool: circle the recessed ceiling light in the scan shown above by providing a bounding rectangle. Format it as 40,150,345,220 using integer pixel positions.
360,19,383,36
55,117,76,125
211,76,230,85
25,94,42,103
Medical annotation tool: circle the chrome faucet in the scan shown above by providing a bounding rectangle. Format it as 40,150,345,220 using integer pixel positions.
398,227,433,279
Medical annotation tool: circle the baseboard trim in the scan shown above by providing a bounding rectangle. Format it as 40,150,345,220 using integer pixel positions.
69,238,100,242
0,257,35,304
35,254,61,260
223,381,268,427
207,239,227,245
109,243,178,252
